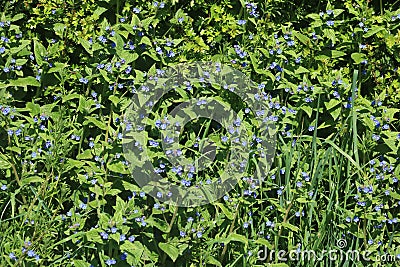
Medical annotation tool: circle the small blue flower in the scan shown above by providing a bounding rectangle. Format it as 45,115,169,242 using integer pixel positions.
79,77,88,84
105,259,116,266
1,184,7,190
120,234,126,241
120,252,127,260
326,20,334,26
9,253,16,260
27,250,36,257
287,40,295,46
237,19,247,25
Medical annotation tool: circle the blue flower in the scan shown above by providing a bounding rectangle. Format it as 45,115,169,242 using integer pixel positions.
79,77,88,84
98,35,107,43
120,252,127,260
237,19,247,25
27,250,36,257
1,184,7,190
178,17,184,23
287,40,295,46
133,7,140,13
166,50,175,57
105,259,116,266
326,20,334,26
120,234,126,241
9,253,16,260
100,232,109,240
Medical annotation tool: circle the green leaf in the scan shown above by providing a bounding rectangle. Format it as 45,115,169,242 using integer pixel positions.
73,260,90,267
147,217,169,232
34,40,46,66
280,222,299,232
10,40,30,54
12,13,24,21
107,162,129,174
53,23,65,36
26,102,41,116
93,7,107,18
22,176,44,186
324,99,341,110
0,153,11,169
77,149,92,160
9,77,40,87
83,117,107,130
109,95,121,106
62,93,81,102
364,26,385,38
351,53,366,64
295,66,309,75
255,238,273,249
301,105,313,117
228,233,248,245
293,31,310,46
315,54,330,61
79,38,92,56
48,62,67,73
159,243,180,262
331,50,346,58
215,203,233,220
114,32,125,55
206,255,222,266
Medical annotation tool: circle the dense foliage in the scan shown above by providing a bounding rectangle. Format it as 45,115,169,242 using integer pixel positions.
0,0,400,266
